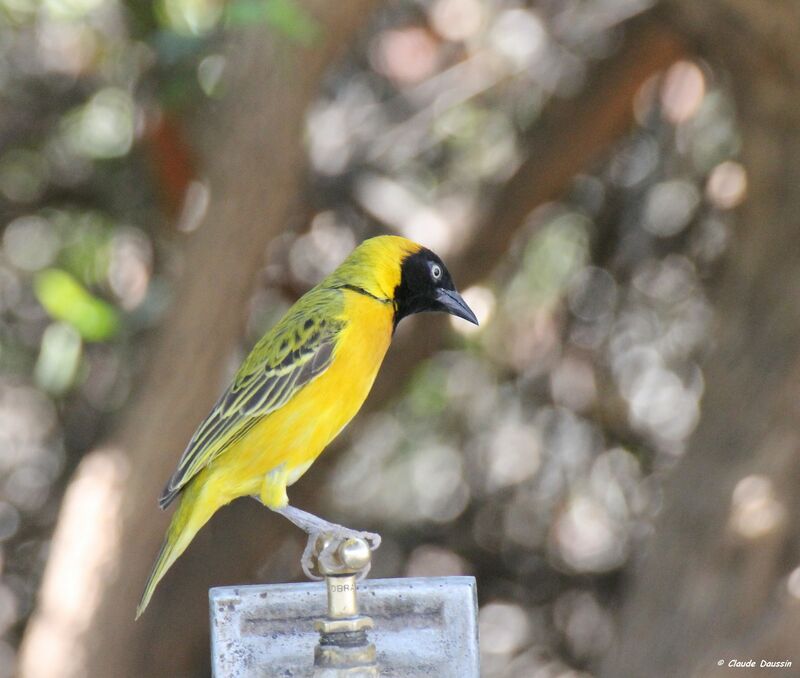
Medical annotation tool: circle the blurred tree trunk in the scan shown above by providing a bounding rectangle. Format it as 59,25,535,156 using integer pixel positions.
604,3,800,676
18,5,378,678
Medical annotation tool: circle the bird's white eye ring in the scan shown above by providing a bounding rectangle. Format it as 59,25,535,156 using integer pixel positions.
431,263,442,280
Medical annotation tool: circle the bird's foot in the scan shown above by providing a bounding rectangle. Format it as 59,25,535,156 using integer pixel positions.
273,505,380,580
301,527,380,581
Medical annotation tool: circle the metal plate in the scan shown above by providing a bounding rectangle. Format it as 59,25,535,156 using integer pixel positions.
210,576,479,677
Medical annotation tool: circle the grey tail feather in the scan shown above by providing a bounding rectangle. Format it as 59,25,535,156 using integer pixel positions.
158,481,180,510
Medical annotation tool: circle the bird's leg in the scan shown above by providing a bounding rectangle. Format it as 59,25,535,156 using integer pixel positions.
272,505,381,581
273,505,382,550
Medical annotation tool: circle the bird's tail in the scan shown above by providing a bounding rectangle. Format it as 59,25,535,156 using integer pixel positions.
136,480,217,619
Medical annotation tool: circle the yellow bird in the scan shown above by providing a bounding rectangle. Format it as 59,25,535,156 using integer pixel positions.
137,235,477,617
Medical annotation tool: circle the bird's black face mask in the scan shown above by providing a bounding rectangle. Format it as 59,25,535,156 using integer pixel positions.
394,248,479,329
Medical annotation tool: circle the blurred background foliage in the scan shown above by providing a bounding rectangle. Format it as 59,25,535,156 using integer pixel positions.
0,0,750,676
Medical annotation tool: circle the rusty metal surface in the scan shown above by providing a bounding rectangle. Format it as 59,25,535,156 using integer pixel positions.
210,576,479,677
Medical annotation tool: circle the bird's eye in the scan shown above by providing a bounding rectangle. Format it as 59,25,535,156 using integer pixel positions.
430,263,442,281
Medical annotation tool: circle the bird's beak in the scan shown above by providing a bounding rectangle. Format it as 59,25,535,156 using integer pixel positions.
436,288,479,325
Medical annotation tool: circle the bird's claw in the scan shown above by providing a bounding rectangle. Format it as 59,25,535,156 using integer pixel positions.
301,538,324,581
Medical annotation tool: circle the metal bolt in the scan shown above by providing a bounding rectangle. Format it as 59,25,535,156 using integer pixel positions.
307,533,380,676
339,538,371,571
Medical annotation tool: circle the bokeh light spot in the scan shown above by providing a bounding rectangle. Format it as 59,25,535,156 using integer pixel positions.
643,179,700,237
730,474,785,539
34,322,82,395
62,88,134,159
371,27,440,85
0,150,48,203
405,544,470,577
706,160,747,209
479,601,531,656
3,216,59,272
786,566,800,600
197,54,226,97
451,285,494,335
157,0,222,36
430,0,484,42
490,9,546,69
661,60,706,124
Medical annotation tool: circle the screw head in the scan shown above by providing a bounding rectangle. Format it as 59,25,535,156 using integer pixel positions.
339,537,371,570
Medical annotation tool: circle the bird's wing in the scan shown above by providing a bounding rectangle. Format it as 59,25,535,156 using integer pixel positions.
159,301,345,508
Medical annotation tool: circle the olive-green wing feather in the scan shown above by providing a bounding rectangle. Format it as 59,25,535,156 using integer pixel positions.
159,294,345,508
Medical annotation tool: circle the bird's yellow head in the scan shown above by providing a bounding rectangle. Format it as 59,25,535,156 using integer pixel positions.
326,235,478,328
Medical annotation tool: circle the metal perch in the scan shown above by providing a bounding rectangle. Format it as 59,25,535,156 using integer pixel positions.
305,532,379,676
210,531,479,677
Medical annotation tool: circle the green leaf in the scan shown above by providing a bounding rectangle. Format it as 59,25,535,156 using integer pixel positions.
226,0,320,44
34,269,120,342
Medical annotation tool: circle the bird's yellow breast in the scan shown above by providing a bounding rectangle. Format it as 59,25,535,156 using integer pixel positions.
205,290,394,503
